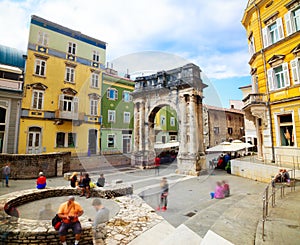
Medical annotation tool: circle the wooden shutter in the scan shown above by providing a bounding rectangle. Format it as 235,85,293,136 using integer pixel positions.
262,27,269,48
59,94,64,110
73,97,79,113
277,18,284,40
115,90,118,100
291,58,300,84
282,62,290,87
284,11,294,36
267,68,274,91
107,89,110,99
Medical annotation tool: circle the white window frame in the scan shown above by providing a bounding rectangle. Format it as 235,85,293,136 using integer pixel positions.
285,8,300,36
31,90,44,110
56,132,77,148
170,117,175,126
37,31,48,46
59,95,79,113
34,59,46,76
248,34,255,56
90,99,98,116
267,62,290,91
107,134,115,148
291,58,300,84
65,67,75,83
108,110,116,123
92,50,100,62
124,112,130,123
262,17,284,48
274,111,297,147
67,42,76,55
91,73,99,88
107,88,118,100
122,91,132,102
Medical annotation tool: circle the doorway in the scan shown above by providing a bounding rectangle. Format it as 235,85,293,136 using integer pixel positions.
27,127,42,153
88,129,97,154
122,135,132,153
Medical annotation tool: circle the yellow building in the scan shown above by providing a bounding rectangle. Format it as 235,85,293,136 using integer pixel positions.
19,15,106,155
242,0,300,165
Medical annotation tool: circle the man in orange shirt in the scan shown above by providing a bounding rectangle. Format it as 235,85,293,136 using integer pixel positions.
58,196,84,245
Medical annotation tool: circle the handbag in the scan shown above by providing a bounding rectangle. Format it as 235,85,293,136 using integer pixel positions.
52,214,62,230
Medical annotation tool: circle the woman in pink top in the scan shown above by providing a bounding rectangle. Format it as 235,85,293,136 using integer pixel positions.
214,181,224,199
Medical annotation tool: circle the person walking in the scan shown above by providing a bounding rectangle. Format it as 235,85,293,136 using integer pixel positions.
57,196,83,245
3,162,11,187
157,177,169,211
154,156,160,176
91,198,110,245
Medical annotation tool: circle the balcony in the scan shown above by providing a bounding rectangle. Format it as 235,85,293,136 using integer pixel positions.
242,93,266,109
242,93,267,124
55,110,79,121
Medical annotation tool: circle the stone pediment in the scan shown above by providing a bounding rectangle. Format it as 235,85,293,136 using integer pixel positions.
61,87,77,95
88,93,101,100
291,43,300,56
29,83,48,90
267,55,285,66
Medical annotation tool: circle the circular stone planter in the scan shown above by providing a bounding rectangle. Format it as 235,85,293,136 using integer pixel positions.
0,185,133,245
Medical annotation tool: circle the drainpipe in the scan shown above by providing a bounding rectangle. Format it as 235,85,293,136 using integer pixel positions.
254,3,275,163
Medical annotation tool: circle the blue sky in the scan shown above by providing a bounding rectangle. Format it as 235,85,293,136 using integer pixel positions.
0,0,251,107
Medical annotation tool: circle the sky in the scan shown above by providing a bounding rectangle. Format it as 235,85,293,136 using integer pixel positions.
0,0,251,108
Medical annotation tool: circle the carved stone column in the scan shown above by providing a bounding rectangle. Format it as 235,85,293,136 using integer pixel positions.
189,94,197,155
178,94,187,154
139,101,145,152
133,102,140,153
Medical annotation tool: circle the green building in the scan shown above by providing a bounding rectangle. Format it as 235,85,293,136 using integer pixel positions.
101,70,134,155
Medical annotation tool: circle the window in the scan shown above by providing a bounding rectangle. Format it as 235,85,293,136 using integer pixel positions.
59,95,78,113
285,8,300,36
262,18,284,47
68,133,76,147
170,135,176,141
162,136,166,144
90,99,98,116
214,127,219,135
122,91,132,102
65,67,75,83
92,50,100,62
37,31,48,46
277,114,294,146
32,90,44,110
107,88,118,100
91,73,99,88
291,58,300,84
248,34,255,56
56,132,65,148
108,110,115,123
124,112,130,123
56,132,77,148
161,116,166,126
107,134,115,148
267,63,290,91
228,127,233,135
67,42,76,55
170,117,175,126
34,59,46,76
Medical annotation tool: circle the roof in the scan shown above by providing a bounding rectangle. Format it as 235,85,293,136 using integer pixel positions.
0,44,25,69
204,104,245,115
239,84,252,89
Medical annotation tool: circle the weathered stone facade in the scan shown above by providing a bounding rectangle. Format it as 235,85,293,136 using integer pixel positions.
132,63,207,176
0,152,71,179
0,185,164,245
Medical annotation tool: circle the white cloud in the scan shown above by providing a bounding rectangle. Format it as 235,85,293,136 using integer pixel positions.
0,0,250,79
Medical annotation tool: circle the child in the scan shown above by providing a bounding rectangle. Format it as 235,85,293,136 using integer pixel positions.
36,172,47,189
214,181,224,199
222,180,230,197
157,177,169,211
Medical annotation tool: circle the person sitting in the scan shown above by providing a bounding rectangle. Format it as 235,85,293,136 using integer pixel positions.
222,180,230,197
80,173,91,198
272,169,284,187
282,169,290,182
70,172,78,188
96,173,105,187
36,172,47,189
214,181,224,199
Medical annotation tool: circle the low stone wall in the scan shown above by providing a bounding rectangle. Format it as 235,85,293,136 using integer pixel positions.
0,152,71,179
231,160,300,182
0,185,133,244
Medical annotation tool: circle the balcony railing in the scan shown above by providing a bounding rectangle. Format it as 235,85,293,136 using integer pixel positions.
242,93,266,108
55,110,79,120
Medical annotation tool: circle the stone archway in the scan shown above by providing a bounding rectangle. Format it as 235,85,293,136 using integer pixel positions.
131,63,207,176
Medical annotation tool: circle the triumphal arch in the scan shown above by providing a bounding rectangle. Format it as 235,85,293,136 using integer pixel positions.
131,63,207,176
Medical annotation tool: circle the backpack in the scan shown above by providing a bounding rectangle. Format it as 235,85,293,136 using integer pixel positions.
70,176,76,188
52,214,62,230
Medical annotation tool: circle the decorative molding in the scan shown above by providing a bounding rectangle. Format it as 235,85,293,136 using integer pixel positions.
267,54,285,66
263,11,279,25
34,53,49,60
61,87,77,95
30,83,48,90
